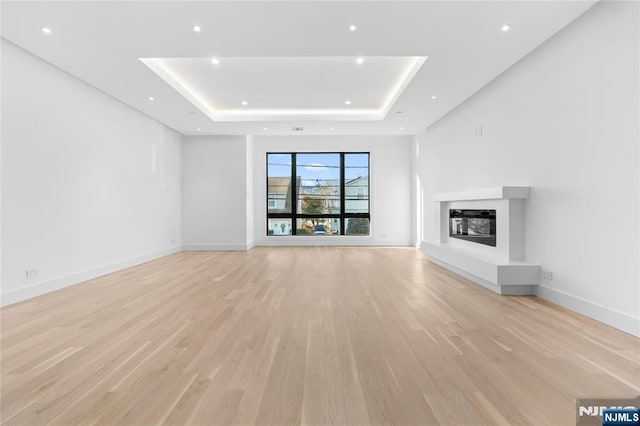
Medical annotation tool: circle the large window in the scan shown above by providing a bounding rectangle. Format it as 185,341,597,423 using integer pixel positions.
267,152,370,236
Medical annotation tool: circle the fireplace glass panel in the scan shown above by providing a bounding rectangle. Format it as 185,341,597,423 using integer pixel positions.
449,209,496,247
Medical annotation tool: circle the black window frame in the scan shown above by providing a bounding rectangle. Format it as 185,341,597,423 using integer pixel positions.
266,152,370,236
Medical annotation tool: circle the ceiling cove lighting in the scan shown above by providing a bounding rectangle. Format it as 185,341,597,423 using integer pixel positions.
349,24,357,32
193,25,201,33
501,24,511,32
41,27,52,34
210,58,220,65
356,57,364,65
377,56,427,117
139,56,427,122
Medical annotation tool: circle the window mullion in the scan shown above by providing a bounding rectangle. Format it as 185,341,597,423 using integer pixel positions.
291,152,297,235
340,153,345,235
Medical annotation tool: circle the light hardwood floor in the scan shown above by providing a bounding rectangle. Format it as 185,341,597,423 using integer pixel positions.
1,247,638,425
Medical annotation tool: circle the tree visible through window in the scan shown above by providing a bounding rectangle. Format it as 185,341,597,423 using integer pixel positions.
267,152,370,236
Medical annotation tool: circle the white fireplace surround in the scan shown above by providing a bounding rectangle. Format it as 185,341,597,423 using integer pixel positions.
420,186,540,295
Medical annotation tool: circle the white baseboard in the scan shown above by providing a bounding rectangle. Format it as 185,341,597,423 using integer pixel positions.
537,285,640,337
1,246,182,307
182,243,254,251
420,243,639,337
8,245,634,338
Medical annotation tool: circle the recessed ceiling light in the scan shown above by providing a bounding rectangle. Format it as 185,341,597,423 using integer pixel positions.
356,57,364,65
211,58,220,65
196,127,201,131
263,127,268,131
330,127,335,131
501,24,510,32
193,25,201,33
349,24,357,32
345,100,352,105
400,127,405,130
41,27,52,34
241,101,248,106
431,95,437,99
148,96,155,101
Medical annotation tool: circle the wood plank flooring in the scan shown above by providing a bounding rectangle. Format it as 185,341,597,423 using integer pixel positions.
1,247,638,425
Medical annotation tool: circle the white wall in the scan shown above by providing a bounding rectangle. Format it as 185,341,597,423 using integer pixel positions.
416,0,639,335
1,40,182,305
181,135,252,250
246,136,255,247
252,135,413,246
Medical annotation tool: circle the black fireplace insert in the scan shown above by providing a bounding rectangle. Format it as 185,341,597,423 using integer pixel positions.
449,209,496,247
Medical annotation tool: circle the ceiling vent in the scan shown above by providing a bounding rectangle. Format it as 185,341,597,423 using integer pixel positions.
291,127,304,132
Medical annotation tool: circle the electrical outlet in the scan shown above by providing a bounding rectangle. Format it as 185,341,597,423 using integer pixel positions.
541,270,553,281
26,268,39,279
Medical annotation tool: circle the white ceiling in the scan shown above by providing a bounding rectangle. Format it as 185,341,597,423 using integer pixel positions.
1,1,596,136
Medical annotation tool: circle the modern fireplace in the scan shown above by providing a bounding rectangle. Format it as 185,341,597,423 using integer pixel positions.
449,209,496,247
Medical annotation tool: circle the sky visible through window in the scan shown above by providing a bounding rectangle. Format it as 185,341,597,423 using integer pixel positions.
267,153,368,181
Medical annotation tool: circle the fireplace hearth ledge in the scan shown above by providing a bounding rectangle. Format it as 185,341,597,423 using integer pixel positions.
420,241,540,295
